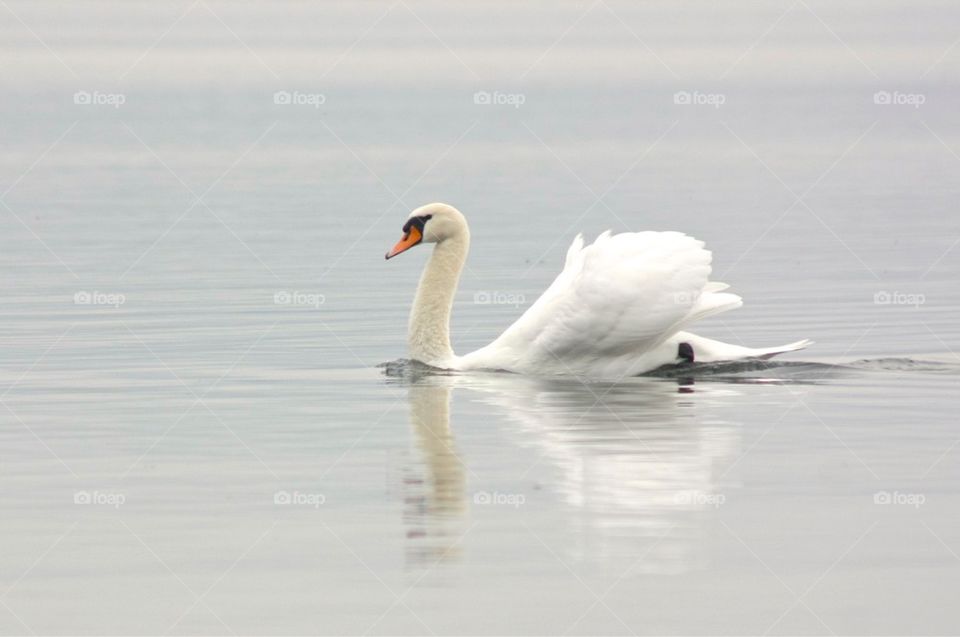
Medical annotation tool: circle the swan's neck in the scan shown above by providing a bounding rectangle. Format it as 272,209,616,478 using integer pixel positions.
409,234,469,367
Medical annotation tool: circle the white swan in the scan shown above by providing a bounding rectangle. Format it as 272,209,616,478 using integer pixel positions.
385,203,810,378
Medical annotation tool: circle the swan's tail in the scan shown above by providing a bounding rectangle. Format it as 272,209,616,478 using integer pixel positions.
754,338,814,359
672,332,813,363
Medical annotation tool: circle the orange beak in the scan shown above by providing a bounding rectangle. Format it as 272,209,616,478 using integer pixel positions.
385,226,422,260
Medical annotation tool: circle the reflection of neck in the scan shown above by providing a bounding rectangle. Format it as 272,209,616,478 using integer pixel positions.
409,384,464,515
408,235,469,367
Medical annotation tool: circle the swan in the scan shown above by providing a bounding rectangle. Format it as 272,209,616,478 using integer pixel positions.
385,203,811,378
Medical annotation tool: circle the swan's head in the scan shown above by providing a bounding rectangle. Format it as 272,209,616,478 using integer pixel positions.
385,203,467,259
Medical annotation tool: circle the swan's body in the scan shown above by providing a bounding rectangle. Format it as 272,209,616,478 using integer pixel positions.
386,203,810,378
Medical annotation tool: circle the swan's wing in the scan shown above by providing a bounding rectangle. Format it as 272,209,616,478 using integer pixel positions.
462,231,741,374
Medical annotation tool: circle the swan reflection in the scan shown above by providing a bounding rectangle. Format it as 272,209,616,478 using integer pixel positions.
398,378,467,567
388,365,741,572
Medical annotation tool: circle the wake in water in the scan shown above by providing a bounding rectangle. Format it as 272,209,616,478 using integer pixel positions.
643,358,836,381
844,357,960,374
379,356,960,384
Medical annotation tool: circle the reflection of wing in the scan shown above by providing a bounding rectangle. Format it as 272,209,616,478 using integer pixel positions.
455,374,740,572
460,232,742,376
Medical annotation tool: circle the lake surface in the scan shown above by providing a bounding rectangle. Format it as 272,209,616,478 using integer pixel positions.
1,1,959,634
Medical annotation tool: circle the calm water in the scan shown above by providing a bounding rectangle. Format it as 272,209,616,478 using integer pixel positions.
2,1,959,634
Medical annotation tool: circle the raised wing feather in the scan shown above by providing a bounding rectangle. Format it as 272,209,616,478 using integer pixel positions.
460,231,741,375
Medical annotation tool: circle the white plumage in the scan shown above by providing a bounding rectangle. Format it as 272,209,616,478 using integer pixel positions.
385,203,810,378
